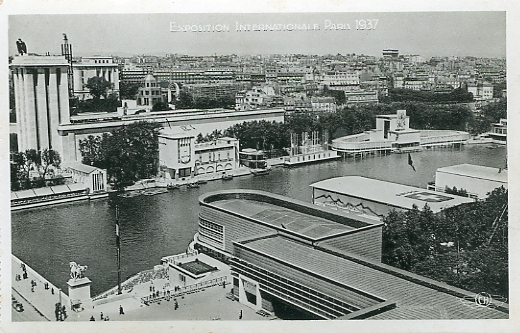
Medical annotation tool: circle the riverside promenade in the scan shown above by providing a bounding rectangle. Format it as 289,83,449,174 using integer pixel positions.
12,255,70,321
12,253,276,322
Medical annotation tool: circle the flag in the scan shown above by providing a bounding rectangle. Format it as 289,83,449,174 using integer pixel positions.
408,153,416,172
115,206,120,248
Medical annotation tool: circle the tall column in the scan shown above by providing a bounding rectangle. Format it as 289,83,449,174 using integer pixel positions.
23,69,38,150
58,68,70,125
47,68,61,153
35,68,50,149
14,69,28,151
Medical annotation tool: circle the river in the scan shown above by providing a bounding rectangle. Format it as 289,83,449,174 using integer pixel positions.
11,144,507,296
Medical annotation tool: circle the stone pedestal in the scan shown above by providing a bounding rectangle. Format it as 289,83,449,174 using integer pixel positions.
67,277,93,310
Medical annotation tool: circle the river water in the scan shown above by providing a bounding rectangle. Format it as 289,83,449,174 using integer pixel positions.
12,144,507,296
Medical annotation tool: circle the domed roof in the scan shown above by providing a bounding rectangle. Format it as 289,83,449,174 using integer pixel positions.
143,73,157,83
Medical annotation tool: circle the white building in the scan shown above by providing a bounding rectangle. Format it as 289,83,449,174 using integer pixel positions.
11,55,71,155
310,97,336,112
488,118,507,144
311,176,474,220
73,56,119,100
320,71,360,91
235,86,278,111
344,90,378,104
65,163,108,197
467,82,494,100
137,74,164,109
432,164,507,199
332,110,420,155
158,125,240,180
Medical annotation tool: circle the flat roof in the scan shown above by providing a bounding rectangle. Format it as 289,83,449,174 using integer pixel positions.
213,199,356,239
10,55,69,66
437,164,508,183
311,176,473,212
201,190,382,241
237,235,507,319
65,163,102,174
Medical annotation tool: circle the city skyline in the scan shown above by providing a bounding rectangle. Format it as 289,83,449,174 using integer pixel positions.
9,12,506,59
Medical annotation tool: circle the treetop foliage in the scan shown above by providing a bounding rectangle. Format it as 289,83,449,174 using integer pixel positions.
382,187,508,297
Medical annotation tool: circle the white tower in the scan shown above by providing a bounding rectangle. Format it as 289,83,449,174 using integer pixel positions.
11,55,71,156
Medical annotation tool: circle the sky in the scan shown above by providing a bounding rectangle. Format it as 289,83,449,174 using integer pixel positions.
8,11,506,59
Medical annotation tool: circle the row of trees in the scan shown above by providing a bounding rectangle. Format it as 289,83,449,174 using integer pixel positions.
176,90,235,110
381,88,474,104
467,99,507,135
79,121,162,191
191,100,477,154
382,187,508,297
11,149,62,191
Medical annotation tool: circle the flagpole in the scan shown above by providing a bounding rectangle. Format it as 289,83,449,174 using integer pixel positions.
116,205,121,295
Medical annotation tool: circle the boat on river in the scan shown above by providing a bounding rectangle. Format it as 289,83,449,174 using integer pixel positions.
187,182,200,188
222,173,234,180
251,167,271,176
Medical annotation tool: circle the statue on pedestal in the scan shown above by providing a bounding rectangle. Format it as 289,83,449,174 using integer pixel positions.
69,262,88,280
16,38,27,56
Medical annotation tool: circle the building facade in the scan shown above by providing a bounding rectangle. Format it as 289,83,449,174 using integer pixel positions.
310,176,474,219
11,55,71,155
432,164,507,199
72,56,120,100
195,189,507,320
158,126,240,180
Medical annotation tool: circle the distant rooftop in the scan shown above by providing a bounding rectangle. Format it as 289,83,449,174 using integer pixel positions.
437,164,507,183
311,176,473,212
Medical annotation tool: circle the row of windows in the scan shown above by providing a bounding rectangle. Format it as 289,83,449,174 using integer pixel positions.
232,258,372,313
142,90,161,96
198,233,224,249
233,261,352,318
199,227,224,242
199,218,224,233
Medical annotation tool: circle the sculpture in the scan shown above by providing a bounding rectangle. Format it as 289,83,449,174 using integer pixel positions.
69,262,88,280
16,38,27,56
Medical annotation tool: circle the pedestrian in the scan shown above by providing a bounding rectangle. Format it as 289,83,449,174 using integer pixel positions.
239,310,242,319
62,305,67,319
51,288,54,295
90,315,95,321
119,305,124,315
105,316,110,321
31,286,34,292
100,312,104,320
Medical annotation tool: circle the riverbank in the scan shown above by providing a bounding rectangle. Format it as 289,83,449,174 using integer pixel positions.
12,253,276,322
12,255,70,322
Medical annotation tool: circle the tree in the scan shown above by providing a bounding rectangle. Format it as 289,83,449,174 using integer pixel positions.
175,90,194,109
10,149,61,189
382,187,508,297
119,81,141,100
79,134,109,168
152,101,170,112
40,148,61,181
80,122,162,191
86,76,113,101
444,186,469,197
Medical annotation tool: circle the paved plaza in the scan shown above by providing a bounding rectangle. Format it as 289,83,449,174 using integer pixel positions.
12,254,277,322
